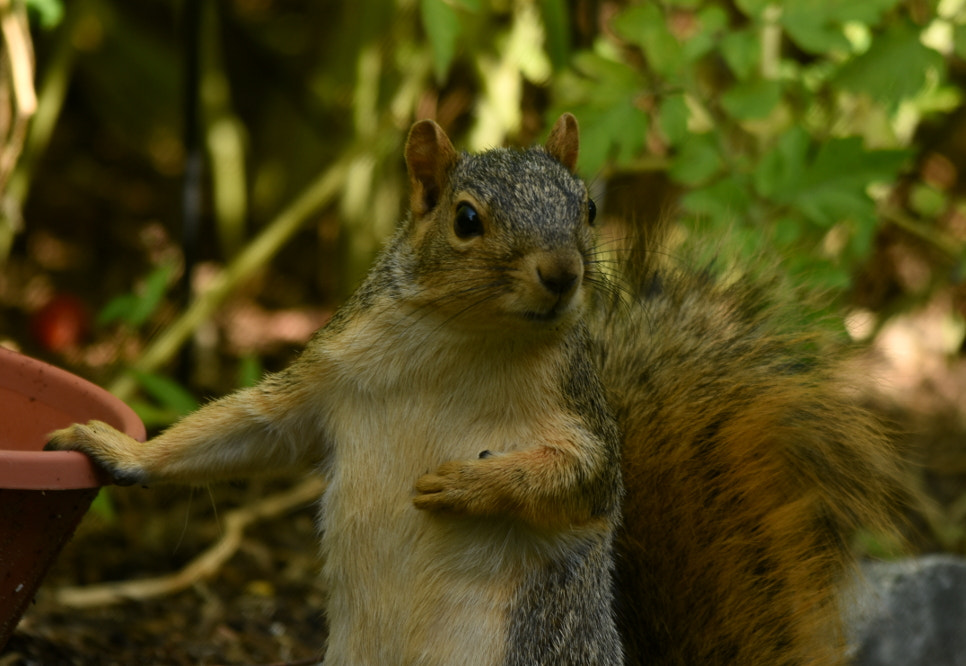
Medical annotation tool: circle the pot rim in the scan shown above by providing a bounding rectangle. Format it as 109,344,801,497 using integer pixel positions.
0,347,146,489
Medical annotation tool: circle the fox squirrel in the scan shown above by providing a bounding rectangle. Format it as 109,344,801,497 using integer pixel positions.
47,113,907,665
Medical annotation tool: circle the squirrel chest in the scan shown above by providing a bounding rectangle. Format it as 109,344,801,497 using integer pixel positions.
316,313,594,665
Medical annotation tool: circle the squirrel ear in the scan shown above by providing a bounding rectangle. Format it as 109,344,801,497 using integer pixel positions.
545,113,580,173
405,119,458,217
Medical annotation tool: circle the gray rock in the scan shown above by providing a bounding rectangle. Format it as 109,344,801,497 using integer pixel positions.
848,555,966,666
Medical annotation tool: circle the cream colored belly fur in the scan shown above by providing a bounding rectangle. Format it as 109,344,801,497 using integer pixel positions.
319,379,544,665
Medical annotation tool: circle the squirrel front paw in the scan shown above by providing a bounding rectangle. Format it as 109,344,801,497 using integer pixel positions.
46,420,149,486
413,457,511,517
413,446,607,530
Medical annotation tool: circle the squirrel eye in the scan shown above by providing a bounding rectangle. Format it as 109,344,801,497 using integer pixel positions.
454,203,484,239
588,199,597,226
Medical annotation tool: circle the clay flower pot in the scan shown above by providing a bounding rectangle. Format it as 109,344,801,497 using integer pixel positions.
0,347,145,649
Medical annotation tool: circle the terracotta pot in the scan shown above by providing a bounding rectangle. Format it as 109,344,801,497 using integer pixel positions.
0,347,145,649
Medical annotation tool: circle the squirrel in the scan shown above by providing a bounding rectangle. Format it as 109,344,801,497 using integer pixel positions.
47,113,907,665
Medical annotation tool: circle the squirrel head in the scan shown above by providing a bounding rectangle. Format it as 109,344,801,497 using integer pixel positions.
397,113,598,334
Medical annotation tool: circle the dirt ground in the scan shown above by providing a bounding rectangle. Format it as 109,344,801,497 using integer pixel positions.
2,478,329,666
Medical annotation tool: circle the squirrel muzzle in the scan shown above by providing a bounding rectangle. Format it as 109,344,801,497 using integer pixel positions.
520,247,585,321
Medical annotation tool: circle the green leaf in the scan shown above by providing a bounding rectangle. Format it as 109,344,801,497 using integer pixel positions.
834,23,945,107
802,139,907,201
734,0,771,17
721,78,782,120
88,489,117,522
97,263,175,328
956,24,966,62
237,354,264,389
757,133,908,228
720,28,760,80
772,215,806,248
780,0,902,54
679,7,728,63
570,101,648,176
850,215,878,260
129,370,199,418
568,52,642,100
753,127,810,199
540,0,571,69
133,263,175,323
97,294,139,328
420,0,462,83
782,17,849,54
128,401,187,429
697,5,728,33
553,52,647,174
25,0,63,29
810,263,853,292
658,94,690,145
681,175,753,221
669,133,722,186
909,183,948,219
613,4,684,78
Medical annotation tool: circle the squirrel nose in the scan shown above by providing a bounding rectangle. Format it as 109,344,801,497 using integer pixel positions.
536,252,583,297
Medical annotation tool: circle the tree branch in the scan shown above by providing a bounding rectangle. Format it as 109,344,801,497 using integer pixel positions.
52,476,326,608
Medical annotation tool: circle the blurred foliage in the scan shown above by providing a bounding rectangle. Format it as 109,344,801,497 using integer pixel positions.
551,0,963,297
127,368,200,428
2,0,966,406
97,261,177,329
24,0,63,29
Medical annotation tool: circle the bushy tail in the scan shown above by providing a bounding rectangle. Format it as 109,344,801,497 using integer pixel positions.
595,221,912,665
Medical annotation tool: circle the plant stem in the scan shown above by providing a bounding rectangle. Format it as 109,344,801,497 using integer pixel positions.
108,148,359,401
881,206,963,260
1,0,88,260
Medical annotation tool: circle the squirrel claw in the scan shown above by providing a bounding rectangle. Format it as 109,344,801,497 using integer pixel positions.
46,421,149,486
